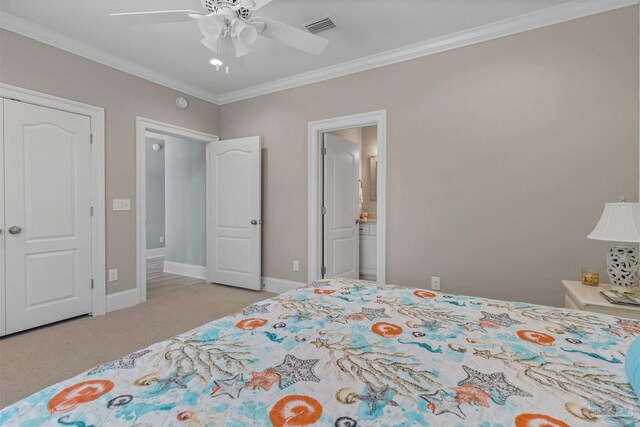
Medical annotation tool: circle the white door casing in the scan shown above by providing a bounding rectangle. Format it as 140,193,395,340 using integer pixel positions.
4,99,93,334
207,136,261,290
323,133,360,279
0,100,4,336
135,117,218,306
308,110,387,284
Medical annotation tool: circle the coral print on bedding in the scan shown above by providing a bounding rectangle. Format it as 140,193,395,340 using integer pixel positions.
1,278,639,426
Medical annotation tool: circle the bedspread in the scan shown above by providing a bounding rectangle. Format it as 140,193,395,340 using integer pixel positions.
2,278,639,426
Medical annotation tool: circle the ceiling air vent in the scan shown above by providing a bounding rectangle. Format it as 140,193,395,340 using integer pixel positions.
304,16,336,35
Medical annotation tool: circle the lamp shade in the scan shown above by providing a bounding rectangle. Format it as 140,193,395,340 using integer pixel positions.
587,202,640,243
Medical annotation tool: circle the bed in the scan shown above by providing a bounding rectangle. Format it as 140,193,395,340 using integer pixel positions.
1,278,639,426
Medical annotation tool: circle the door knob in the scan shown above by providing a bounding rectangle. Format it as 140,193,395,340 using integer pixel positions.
8,226,22,235
355,219,361,224
251,219,258,225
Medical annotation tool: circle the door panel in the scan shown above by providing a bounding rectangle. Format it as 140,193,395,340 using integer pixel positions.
207,136,261,290
324,133,360,279
4,99,92,334
24,125,77,239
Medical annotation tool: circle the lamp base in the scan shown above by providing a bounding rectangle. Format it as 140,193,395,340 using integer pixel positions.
607,246,639,293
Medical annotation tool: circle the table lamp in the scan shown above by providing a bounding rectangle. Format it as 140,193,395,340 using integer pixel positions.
587,202,640,293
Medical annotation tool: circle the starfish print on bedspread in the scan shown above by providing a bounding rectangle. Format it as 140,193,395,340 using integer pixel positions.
452,382,491,408
617,318,640,335
478,311,523,328
420,389,466,419
458,365,531,405
327,314,349,324
358,384,399,415
361,307,392,320
210,373,246,399
243,303,270,315
245,369,281,391
416,320,440,331
87,349,152,375
151,370,192,394
274,354,320,389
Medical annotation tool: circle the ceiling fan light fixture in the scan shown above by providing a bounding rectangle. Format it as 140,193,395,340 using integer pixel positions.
231,34,252,57
198,13,226,40
231,19,258,47
201,37,219,53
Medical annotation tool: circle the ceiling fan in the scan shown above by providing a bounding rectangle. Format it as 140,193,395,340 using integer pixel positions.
111,0,329,70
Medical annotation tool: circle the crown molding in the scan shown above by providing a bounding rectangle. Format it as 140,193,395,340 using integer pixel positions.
216,0,638,104
0,12,221,105
1,0,636,106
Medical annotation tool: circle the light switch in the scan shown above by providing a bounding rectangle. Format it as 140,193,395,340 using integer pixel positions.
108,269,118,282
113,199,131,211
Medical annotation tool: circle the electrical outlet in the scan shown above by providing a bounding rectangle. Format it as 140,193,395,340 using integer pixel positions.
293,260,300,272
431,276,441,291
159,236,164,243
108,269,118,282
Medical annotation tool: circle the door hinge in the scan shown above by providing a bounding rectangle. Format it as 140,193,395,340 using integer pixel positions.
321,266,326,276
89,134,94,144
91,279,94,289
321,206,326,215
321,146,326,156
90,206,94,216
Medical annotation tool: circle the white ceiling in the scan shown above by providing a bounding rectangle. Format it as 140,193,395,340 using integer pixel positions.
0,0,624,103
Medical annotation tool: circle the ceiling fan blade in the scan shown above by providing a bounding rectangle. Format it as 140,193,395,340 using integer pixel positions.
110,10,202,24
254,17,328,55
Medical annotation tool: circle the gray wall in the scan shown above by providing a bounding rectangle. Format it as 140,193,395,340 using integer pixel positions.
1,7,638,306
165,136,207,267
220,7,639,307
145,137,166,250
0,29,220,294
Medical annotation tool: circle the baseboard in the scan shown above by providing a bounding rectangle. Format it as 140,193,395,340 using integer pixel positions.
262,277,305,294
146,247,166,258
164,261,206,280
106,289,140,313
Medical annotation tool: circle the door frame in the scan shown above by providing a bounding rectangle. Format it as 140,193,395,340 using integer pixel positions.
135,117,218,304
0,83,106,318
308,109,387,284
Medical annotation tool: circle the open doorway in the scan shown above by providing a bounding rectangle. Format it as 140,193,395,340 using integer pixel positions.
144,132,207,299
136,117,219,304
323,126,378,281
308,110,387,284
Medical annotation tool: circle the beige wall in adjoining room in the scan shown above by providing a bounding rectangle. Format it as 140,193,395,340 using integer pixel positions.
0,29,220,294
220,7,639,307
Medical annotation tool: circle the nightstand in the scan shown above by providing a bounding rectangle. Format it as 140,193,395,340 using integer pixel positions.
562,280,640,320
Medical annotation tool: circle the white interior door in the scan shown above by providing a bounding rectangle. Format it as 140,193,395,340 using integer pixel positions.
324,133,360,279
4,99,93,334
207,136,261,290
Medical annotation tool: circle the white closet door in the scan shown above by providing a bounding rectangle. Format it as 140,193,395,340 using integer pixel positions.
207,136,261,290
324,133,360,279
4,99,93,334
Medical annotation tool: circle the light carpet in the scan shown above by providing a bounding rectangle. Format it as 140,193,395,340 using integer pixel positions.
0,283,275,408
